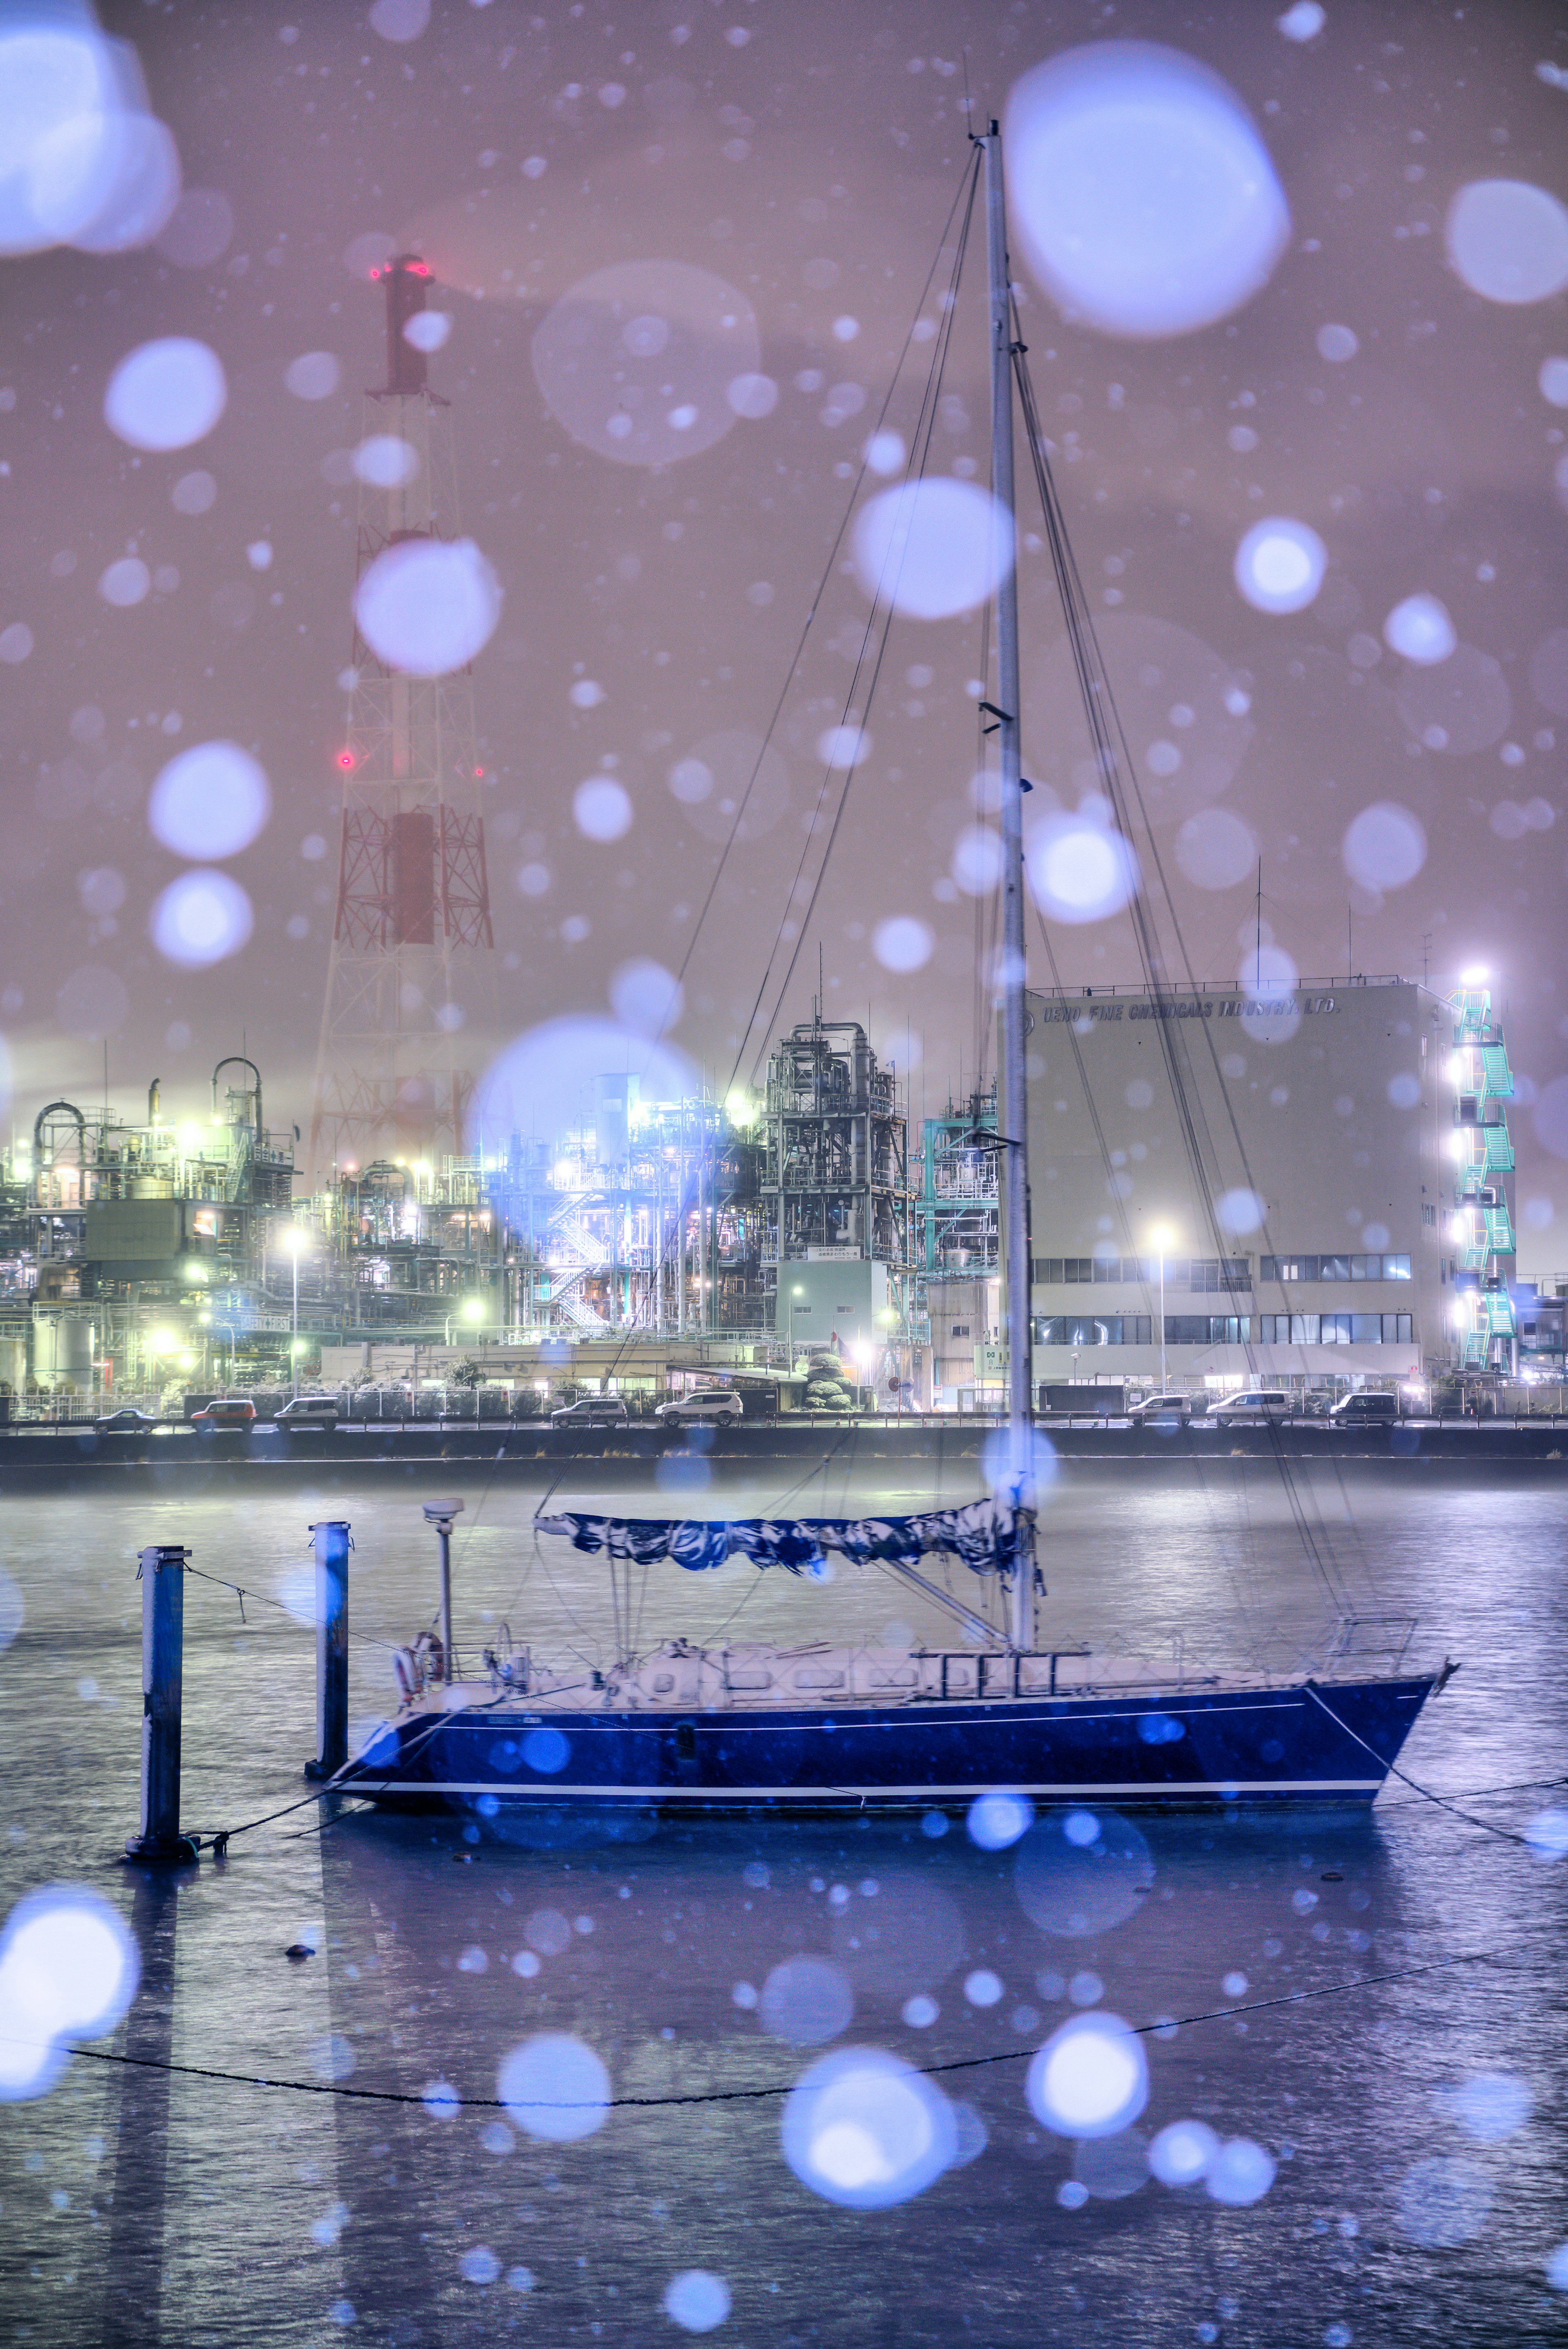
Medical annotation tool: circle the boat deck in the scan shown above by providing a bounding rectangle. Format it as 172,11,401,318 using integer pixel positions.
404,1643,1237,1715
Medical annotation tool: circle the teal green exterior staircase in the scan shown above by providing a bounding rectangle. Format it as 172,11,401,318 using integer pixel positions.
1449,985,1516,1372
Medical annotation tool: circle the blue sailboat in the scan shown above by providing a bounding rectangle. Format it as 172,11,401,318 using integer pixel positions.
348,1492,1450,1814
345,125,1454,1819
348,1659,1443,1814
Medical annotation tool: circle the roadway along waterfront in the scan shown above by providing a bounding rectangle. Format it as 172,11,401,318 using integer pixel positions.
2,1414,1567,1481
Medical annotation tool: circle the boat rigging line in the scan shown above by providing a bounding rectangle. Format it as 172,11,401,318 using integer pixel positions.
674,146,984,1078
513,148,986,1441
732,149,985,1093
1005,301,1357,1628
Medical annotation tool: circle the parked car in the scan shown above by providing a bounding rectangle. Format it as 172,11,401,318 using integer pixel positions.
1207,1388,1292,1426
655,1387,744,1429
276,1394,341,1432
549,1396,630,1429
1127,1392,1192,1423
191,1397,257,1430
94,1408,160,1432
1328,1391,1400,1425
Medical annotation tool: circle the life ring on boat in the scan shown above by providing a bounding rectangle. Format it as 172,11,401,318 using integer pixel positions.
393,1646,421,1703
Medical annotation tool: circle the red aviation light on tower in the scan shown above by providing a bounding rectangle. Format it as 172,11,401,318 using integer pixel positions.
379,252,434,396
336,748,357,772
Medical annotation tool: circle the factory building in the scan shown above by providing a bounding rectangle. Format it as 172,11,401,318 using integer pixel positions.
760,1017,913,1367
483,1082,763,1338
1017,975,1497,1392
913,1087,1002,1409
1,1047,771,1408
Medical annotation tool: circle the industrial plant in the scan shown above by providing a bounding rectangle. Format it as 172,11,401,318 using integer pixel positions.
0,978,1557,1418
0,1014,931,1414
0,269,1556,1418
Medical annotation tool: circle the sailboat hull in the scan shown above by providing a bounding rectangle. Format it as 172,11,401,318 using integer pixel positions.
345,1673,1436,1812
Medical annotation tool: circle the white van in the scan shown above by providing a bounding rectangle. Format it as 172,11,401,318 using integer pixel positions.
276,1394,340,1432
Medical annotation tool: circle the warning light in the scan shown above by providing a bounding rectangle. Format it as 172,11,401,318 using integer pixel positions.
474,766,485,778
336,749,356,770
406,260,432,277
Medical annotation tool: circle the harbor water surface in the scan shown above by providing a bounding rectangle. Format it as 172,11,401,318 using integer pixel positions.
1,1454,1565,2346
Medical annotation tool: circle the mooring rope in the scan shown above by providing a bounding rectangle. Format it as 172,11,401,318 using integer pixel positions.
35,1946,1535,2115
1302,1681,1541,1849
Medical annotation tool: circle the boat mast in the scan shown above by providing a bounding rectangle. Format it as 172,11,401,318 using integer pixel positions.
983,121,1036,1656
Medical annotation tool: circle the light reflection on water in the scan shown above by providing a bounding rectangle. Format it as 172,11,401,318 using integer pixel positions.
0,1463,1564,2344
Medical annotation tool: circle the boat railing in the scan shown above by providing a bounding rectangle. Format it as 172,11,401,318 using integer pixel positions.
1325,1614,1420,1673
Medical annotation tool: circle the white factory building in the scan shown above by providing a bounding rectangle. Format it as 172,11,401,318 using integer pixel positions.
1012,975,1514,1394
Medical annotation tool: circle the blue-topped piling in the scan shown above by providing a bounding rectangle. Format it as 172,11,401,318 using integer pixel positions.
125,1543,198,1865
305,1519,352,1780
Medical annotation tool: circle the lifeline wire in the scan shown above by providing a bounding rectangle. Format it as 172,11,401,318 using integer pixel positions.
45,1946,1535,2116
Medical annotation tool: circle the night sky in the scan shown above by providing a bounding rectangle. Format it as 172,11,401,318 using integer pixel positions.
5,0,1568,1268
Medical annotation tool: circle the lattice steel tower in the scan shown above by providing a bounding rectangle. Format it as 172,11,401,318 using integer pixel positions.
308,256,492,1181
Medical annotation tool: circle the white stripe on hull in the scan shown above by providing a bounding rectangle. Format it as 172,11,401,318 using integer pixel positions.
349,1777,1386,1801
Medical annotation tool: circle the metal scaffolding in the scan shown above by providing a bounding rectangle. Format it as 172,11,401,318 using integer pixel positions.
759,1017,912,1333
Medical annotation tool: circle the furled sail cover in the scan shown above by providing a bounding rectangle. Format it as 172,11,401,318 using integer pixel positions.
534,1497,1032,1580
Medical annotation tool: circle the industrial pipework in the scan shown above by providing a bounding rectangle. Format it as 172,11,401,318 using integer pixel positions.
212,1055,263,1133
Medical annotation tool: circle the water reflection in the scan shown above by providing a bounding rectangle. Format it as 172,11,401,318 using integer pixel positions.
0,1469,1562,2342
102,1869,182,2347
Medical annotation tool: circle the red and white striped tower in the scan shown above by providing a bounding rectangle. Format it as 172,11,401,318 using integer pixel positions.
308,256,492,1182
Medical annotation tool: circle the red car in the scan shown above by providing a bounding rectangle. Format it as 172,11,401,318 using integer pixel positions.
192,1397,257,1430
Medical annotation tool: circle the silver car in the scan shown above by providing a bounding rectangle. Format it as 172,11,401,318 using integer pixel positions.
550,1396,630,1429
276,1395,340,1431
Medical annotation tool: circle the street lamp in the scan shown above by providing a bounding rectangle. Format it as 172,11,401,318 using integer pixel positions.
1149,1223,1176,1393
786,1282,804,1361
285,1225,310,1397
